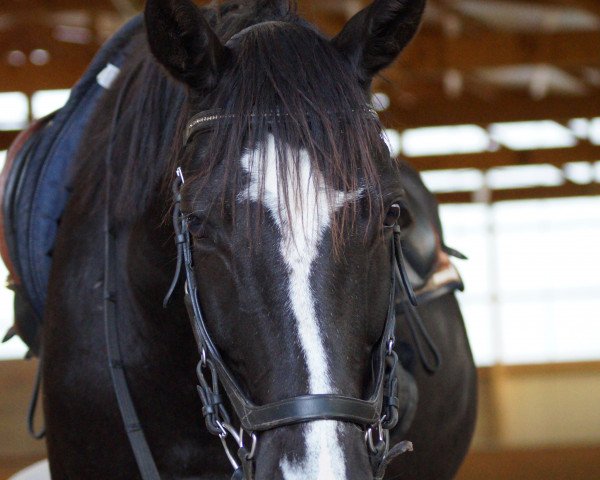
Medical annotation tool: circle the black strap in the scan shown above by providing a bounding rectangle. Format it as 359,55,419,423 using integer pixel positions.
162,175,185,308
230,392,381,432
400,299,441,374
103,73,161,480
104,230,161,480
184,109,236,145
236,446,255,480
394,228,441,374
442,244,468,260
27,351,46,439
372,440,414,480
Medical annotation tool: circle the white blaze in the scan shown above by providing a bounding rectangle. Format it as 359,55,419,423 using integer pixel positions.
239,136,358,480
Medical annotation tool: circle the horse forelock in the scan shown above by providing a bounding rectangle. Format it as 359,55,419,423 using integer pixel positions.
73,5,389,241
186,19,389,251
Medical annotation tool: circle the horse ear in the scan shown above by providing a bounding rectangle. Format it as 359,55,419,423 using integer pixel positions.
145,0,231,90
332,0,426,85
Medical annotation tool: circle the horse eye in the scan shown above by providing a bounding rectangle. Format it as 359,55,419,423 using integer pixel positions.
384,204,401,228
187,215,208,238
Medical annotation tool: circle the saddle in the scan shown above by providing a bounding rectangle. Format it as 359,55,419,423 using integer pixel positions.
399,159,464,304
0,16,144,354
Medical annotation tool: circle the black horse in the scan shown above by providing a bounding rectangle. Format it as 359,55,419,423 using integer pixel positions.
36,1,476,479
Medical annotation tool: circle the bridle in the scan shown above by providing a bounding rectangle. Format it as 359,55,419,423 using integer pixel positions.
105,108,434,480
172,168,407,479
172,110,427,479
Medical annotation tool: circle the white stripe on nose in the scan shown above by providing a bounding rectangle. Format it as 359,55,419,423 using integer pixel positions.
240,136,360,479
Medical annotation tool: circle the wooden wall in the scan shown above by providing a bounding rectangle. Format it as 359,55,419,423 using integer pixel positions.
0,360,46,478
456,362,600,479
457,445,600,480
2,360,600,478
472,362,600,449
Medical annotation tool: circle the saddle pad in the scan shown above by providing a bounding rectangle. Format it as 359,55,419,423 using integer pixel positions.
0,15,143,320
0,117,47,285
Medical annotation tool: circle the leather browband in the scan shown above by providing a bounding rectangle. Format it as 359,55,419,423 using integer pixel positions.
183,107,379,146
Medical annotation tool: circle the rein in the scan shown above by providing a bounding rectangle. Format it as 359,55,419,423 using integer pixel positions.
103,71,161,480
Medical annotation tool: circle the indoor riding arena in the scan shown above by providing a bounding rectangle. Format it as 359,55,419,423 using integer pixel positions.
1,1,599,479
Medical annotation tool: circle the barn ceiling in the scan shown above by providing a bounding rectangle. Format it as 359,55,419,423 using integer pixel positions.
1,0,599,201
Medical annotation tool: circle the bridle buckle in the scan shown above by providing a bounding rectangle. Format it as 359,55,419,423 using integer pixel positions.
365,415,390,456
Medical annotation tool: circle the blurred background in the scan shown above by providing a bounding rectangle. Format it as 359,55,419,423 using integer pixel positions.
1,0,599,478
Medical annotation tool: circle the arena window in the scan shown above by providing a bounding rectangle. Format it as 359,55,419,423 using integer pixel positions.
0,92,29,131
439,197,600,365
31,89,71,119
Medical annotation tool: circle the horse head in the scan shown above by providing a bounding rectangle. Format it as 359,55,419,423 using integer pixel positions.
145,1,425,478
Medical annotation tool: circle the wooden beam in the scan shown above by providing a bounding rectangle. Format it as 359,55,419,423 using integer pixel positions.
436,181,600,203
0,25,99,93
0,11,124,42
559,0,600,15
405,143,600,171
0,24,101,52
379,92,600,127
301,1,600,69
0,63,90,95
481,360,600,377
0,131,19,151
1,0,117,13
507,0,600,16
393,29,600,73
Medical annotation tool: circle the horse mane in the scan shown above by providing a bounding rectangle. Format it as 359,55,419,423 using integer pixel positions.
74,1,389,243
72,30,186,223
